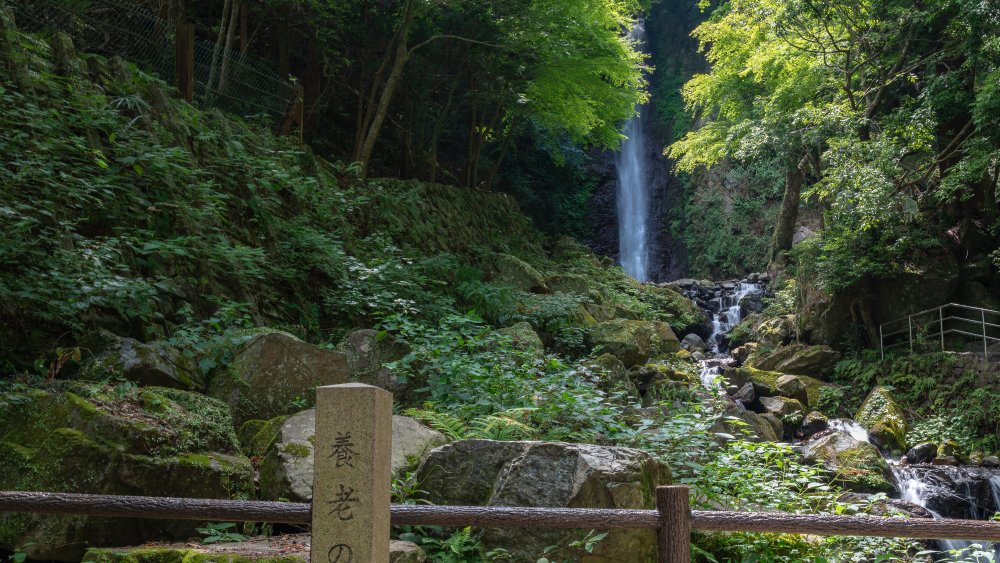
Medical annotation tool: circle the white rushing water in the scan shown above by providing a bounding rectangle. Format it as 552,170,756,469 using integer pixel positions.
706,283,761,353
828,419,872,444
616,21,650,282
889,462,1000,560
695,282,763,387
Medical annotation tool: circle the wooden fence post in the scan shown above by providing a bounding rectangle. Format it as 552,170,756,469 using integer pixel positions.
174,17,194,102
312,383,392,563
657,486,691,563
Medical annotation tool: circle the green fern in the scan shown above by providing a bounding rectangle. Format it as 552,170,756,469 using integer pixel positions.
403,408,469,440
469,413,537,441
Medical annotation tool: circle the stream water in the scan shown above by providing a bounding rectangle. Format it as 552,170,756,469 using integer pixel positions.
683,281,1000,561
615,21,651,282
684,281,764,388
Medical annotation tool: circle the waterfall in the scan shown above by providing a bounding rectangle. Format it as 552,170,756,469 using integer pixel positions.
706,283,762,353
616,21,651,282
890,463,1000,560
683,280,764,387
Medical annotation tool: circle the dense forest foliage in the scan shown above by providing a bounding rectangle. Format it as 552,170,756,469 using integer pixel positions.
2,0,1000,562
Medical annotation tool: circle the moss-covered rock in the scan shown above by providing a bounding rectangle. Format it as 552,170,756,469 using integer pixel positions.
497,321,545,357
79,332,203,391
758,396,806,427
207,331,352,425
0,383,251,561
585,353,639,399
544,273,594,295
730,314,795,348
799,411,829,439
237,416,289,458
937,439,965,462
745,411,781,442
334,329,410,395
855,386,908,454
775,374,809,406
490,253,549,292
639,285,707,333
748,344,842,379
802,431,894,493
723,366,834,408
587,319,681,368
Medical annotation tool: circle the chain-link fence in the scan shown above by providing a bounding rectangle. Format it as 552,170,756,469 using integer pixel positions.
11,0,298,128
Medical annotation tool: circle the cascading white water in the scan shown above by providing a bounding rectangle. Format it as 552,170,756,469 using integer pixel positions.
828,419,872,444
707,283,761,353
693,282,763,387
889,464,1000,560
616,21,650,282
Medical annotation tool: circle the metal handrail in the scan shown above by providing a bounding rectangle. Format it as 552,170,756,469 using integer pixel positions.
880,303,1000,361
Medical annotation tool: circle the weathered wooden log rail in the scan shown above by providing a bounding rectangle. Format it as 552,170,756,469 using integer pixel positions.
6,386,1000,562
5,489,1000,562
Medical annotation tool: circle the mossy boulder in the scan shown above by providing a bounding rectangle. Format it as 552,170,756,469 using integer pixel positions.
937,439,965,463
236,416,289,458
640,285,707,333
334,329,410,394
80,332,203,391
415,440,670,561
802,431,894,493
748,344,842,379
775,374,809,406
855,386,908,454
587,319,681,368
490,253,549,292
544,273,594,295
208,332,352,425
497,322,545,357
727,410,784,442
585,353,639,399
798,411,830,439
723,366,833,408
0,383,251,561
759,396,807,427
730,314,795,348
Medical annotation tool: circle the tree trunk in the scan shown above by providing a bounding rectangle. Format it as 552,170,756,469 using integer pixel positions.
357,0,416,178
427,71,462,183
769,156,804,270
216,0,241,95
204,0,231,102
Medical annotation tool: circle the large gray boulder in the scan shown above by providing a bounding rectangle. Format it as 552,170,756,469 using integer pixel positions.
210,331,411,424
260,410,447,502
81,332,202,391
415,440,671,561
680,333,706,352
208,332,351,424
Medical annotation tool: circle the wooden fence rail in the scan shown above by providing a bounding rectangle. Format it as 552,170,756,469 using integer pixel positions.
5,490,1000,561
6,385,1000,562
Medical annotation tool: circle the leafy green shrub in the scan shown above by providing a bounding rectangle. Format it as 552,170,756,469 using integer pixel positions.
383,314,627,442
